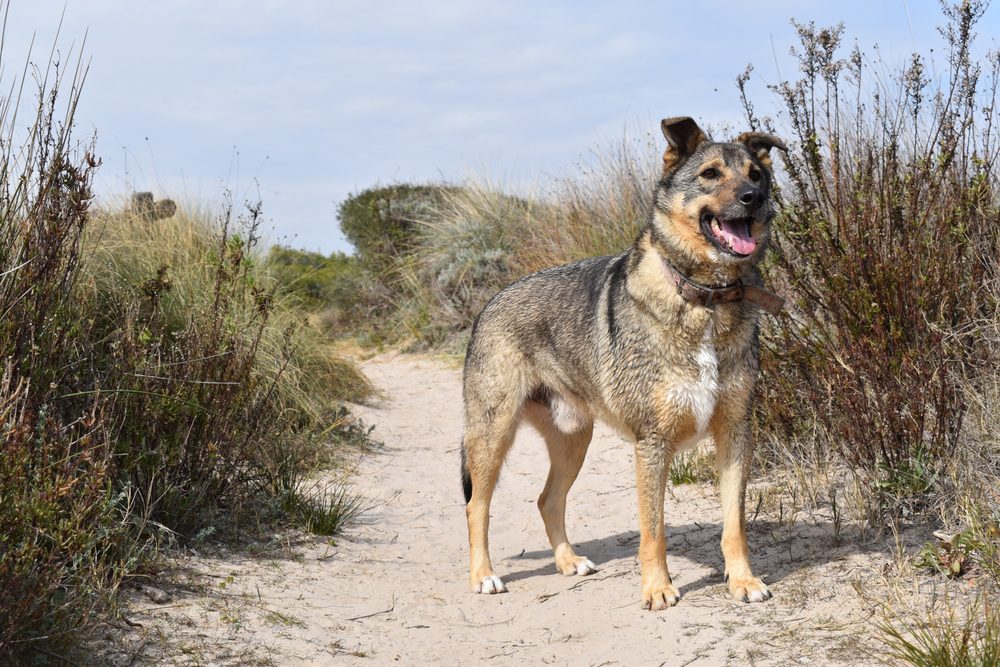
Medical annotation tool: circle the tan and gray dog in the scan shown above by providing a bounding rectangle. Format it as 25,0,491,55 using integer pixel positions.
460,117,786,610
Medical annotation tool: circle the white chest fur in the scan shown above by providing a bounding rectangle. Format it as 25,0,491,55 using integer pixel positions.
666,322,719,450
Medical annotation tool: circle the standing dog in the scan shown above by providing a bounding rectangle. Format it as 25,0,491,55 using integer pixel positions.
460,117,785,610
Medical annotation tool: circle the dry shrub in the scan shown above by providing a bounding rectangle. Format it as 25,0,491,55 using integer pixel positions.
0,25,372,657
748,4,1000,519
0,370,121,652
946,280,1000,583
0,40,128,655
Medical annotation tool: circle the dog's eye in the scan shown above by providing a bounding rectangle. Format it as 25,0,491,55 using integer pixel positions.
748,168,762,182
700,168,720,180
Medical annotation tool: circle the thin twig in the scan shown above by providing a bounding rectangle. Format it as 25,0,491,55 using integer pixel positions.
346,594,395,621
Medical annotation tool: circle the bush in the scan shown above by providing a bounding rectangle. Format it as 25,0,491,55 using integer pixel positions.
266,245,361,309
0,45,130,655
265,245,396,337
408,186,527,341
338,184,454,272
0,35,373,658
266,185,459,345
0,371,123,653
745,5,1000,519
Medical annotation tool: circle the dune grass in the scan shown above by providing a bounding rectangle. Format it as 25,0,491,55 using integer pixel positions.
877,593,1000,667
77,200,373,535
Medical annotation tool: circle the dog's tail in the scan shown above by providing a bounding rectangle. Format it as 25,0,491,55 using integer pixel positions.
460,441,472,504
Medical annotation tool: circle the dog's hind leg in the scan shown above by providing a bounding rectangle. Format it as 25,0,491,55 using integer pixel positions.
524,399,597,577
462,390,520,594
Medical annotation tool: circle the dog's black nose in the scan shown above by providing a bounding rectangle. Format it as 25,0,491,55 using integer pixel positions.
738,186,764,208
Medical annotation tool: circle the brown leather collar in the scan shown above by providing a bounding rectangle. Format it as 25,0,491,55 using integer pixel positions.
661,257,784,315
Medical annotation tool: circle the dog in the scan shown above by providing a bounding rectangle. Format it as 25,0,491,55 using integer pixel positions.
460,117,786,610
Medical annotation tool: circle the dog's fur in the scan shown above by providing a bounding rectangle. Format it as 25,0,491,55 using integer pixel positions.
460,117,786,609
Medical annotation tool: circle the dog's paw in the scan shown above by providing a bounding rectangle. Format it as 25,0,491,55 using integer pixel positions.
557,555,598,577
728,576,771,603
473,575,507,594
641,581,680,611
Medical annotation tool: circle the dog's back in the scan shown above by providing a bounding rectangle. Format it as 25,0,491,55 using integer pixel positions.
464,254,625,410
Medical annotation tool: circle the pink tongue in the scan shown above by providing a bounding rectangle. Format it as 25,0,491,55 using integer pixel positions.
718,219,756,254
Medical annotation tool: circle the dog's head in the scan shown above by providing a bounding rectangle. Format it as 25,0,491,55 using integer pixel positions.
653,117,785,267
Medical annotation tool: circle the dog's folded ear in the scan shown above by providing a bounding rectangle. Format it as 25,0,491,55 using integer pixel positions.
736,132,787,171
661,117,708,175
661,117,707,154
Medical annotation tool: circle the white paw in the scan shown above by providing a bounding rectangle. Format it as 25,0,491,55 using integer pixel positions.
575,559,598,575
729,576,772,603
475,575,507,594
746,585,771,603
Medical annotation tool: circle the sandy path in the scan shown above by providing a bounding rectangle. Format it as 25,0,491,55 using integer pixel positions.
116,354,914,665
315,355,889,665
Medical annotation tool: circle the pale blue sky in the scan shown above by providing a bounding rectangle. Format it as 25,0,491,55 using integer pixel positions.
6,2,997,253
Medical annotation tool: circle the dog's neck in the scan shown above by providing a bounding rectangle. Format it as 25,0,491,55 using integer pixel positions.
629,227,784,316
644,225,751,287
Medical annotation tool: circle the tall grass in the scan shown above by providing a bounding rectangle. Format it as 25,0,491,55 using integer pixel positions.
399,137,658,346
297,135,660,349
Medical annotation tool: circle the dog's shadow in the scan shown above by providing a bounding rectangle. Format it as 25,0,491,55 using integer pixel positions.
500,518,912,595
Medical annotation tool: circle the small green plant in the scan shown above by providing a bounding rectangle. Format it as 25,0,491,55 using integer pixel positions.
669,450,716,486
263,610,306,628
967,512,1000,583
914,530,984,579
873,448,940,514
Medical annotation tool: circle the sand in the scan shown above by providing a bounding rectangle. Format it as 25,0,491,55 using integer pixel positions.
110,353,929,666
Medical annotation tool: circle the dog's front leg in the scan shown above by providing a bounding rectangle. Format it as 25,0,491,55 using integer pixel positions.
714,419,771,603
634,437,679,610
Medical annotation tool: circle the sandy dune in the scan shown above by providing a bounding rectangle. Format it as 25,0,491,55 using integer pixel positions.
114,354,921,665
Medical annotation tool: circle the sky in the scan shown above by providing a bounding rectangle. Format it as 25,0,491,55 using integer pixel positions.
4,1,998,253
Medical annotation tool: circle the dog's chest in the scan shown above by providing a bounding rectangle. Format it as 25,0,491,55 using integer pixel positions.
664,322,719,446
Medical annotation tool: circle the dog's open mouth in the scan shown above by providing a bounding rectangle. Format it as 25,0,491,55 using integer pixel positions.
700,213,757,257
